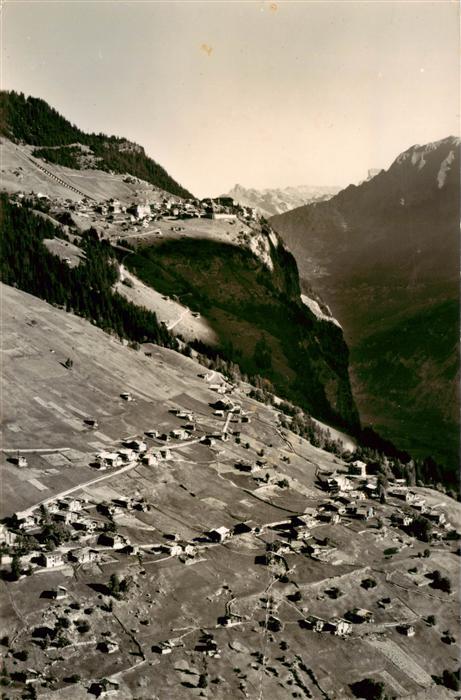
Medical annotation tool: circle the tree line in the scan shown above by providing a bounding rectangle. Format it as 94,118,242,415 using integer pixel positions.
0,91,193,198
246,382,458,498
0,194,177,349
32,146,82,170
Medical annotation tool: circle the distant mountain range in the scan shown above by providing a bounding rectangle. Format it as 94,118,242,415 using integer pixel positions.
225,183,340,218
271,136,460,481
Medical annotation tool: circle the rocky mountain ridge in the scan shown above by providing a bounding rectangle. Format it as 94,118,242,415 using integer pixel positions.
225,183,340,217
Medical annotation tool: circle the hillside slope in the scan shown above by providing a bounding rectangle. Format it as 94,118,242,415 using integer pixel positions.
0,188,359,434
0,136,183,204
352,300,459,469
0,91,192,198
271,137,460,479
126,231,360,432
2,283,460,699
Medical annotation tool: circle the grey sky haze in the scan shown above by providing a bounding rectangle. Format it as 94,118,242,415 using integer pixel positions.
2,0,459,197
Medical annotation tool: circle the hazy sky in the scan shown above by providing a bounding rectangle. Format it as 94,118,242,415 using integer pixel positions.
2,1,459,197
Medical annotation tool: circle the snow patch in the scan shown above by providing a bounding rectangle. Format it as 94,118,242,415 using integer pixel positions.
301,294,342,328
395,137,460,168
268,230,279,248
437,150,455,189
411,151,426,170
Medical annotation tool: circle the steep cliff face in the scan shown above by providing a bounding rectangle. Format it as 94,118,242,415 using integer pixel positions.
271,137,460,477
127,228,360,432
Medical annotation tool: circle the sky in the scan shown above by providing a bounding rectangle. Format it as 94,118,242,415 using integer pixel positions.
2,0,459,197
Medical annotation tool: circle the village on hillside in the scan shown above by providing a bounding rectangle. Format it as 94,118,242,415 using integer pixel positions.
5,369,453,582
0,138,459,699
1,280,460,699
2,0,459,694
3,135,259,238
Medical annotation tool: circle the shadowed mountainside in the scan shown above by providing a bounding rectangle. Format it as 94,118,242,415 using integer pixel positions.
271,137,460,479
126,234,360,432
